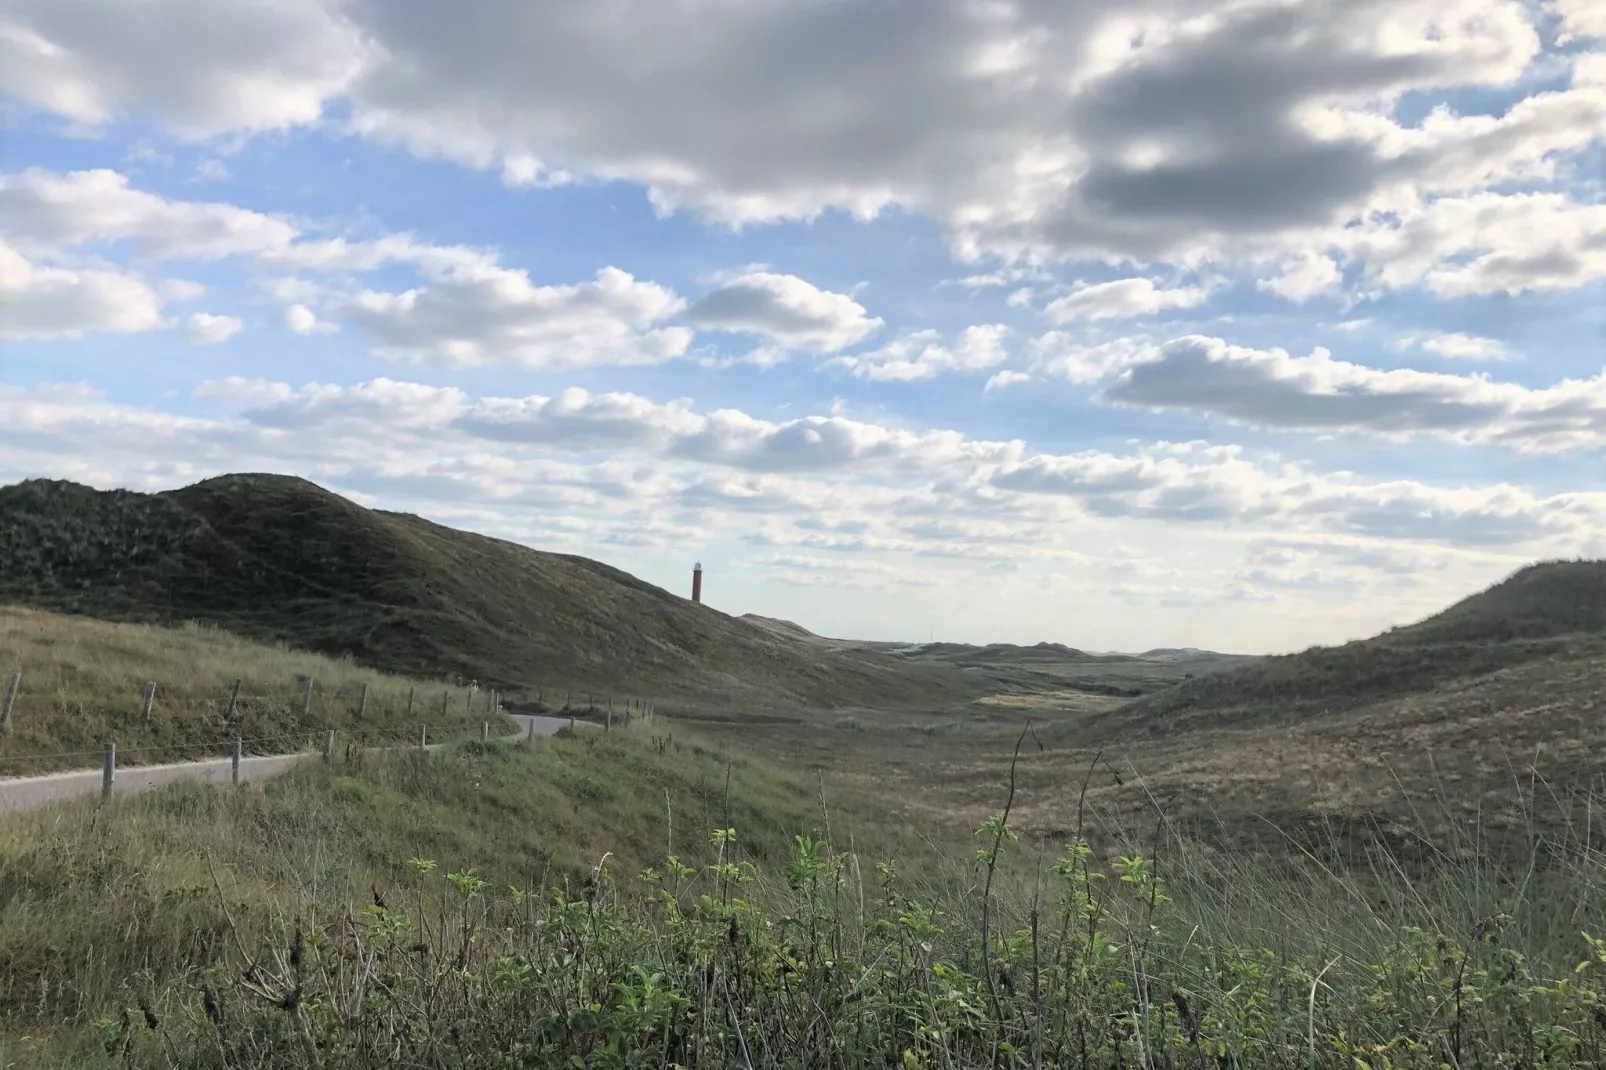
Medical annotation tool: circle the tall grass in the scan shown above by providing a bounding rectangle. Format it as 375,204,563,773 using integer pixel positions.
0,606,496,773
4,729,1604,1067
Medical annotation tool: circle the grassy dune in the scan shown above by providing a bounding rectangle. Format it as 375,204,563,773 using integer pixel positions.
0,605,497,774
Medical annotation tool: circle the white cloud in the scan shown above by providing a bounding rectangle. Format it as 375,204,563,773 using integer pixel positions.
1045,277,1209,322
282,303,335,335
985,370,1033,392
1339,192,1606,296
0,168,298,260
4,0,1598,278
1556,0,1606,41
1257,251,1342,302
0,0,366,135
342,265,691,369
685,272,881,352
1413,331,1510,361
991,440,1587,546
183,312,242,345
0,238,165,340
1030,334,1150,385
0,169,499,283
835,324,1011,381
1103,335,1606,451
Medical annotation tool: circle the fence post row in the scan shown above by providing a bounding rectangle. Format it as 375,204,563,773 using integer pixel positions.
101,742,115,799
481,721,490,743
231,737,243,784
418,724,427,749
0,672,19,734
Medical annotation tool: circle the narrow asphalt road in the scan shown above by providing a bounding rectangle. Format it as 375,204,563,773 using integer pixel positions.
0,713,591,815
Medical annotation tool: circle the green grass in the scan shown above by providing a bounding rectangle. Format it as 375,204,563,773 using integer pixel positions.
0,605,499,773
0,725,957,1065
2,725,1605,1067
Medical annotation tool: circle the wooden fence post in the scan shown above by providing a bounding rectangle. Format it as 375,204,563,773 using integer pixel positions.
225,679,242,721
302,675,315,718
442,691,450,717
0,672,19,734
527,717,535,741
357,683,369,720
321,729,335,762
419,724,427,749
481,721,490,743
101,743,115,798
231,737,242,784
139,682,157,722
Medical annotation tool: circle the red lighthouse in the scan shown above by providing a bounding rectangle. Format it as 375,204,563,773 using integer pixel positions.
692,561,703,603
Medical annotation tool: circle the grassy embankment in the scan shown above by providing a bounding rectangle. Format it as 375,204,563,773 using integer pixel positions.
0,605,502,775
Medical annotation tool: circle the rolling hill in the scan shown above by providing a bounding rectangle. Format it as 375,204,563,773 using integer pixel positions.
1076,559,1606,739
0,474,982,710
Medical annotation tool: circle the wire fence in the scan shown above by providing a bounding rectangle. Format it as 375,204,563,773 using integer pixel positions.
0,667,659,778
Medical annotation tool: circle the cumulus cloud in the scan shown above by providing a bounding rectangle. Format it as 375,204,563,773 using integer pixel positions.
341,265,691,369
0,0,366,135
4,0,1598,275
1044,277,1209,322
0,238,165,340
1338,192,1606,296
1030,334,1150,385
1103,335,1606,451
183,312,242,344
281,303,335,335
0,168,299,259
835,325,1011,381
1257,251,1342,302
685,272,881,352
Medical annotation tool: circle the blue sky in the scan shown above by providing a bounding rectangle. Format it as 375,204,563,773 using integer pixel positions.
2,0,1604,652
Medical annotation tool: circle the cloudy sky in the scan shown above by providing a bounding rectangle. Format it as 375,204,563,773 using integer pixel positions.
2,0,1603,653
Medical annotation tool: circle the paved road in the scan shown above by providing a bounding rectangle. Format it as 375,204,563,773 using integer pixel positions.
0,751,312,814
0,714,594,815
505,713,595,738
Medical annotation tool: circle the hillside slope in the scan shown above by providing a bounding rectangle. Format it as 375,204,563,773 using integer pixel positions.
0,475,977,709
1082,559,1605,737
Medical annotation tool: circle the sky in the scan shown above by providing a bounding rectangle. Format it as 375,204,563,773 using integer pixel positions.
1,0,1603,654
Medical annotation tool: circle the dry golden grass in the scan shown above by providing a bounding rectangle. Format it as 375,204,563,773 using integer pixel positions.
683,637,1606,862
0,605,497,773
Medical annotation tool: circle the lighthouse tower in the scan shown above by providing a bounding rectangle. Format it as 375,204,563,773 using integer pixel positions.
692,561,704,603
